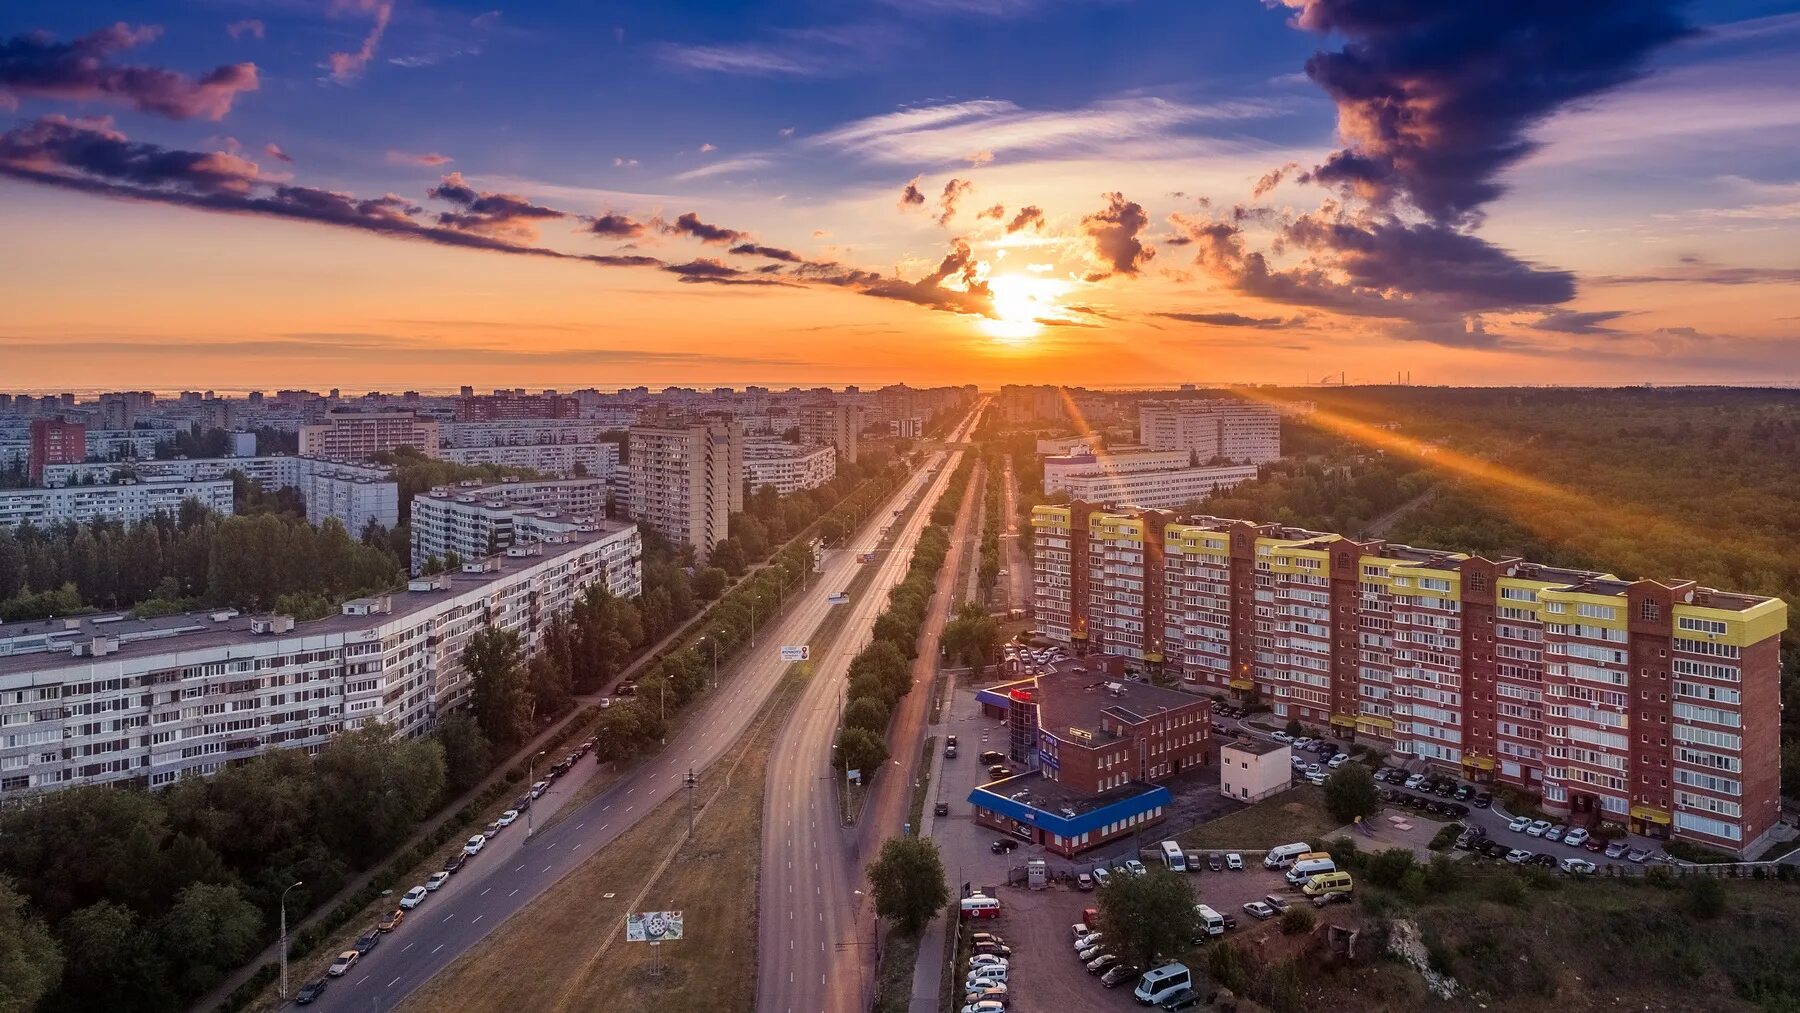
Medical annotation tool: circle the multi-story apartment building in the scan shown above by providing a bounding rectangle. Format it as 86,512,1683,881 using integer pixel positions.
798,404,862,464
743,439,836,495
299,410,439,461
435,442,618,479
0,479,235,530
27,418,85,482
1030,502,1788,855
968,654,1211,857
628,420,743,557
41,456,399,533
454,393,579,421
1138,400,1282,464
1043,449,1258,510
438,419,623,449
0,522,640,798
410,478,608,571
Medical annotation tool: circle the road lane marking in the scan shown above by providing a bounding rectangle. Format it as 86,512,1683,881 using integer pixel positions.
514,864,524,872
481,888,491,896
402,942,414,952
388,976,402,988
443,914,455,922
432,944,444,954
576,822,585,830
544,865,553,873
509,889,519,897
472,914,483,924
356,975,370,986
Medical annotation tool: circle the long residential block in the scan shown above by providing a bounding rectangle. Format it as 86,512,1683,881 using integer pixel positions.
0,522,641,798
1030,502,1787,855
0,479,235,529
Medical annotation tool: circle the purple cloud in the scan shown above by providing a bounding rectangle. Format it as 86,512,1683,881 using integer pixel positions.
0,22,259,121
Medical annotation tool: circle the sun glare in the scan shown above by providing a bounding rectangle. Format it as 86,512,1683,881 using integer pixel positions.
978,272,1073,345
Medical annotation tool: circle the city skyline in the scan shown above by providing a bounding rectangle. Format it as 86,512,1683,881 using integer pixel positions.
3,1,1798,390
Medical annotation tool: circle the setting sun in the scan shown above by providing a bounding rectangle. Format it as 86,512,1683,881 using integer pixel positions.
979,272,1075,345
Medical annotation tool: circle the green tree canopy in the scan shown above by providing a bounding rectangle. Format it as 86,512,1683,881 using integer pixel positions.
1095,867,1200,969
867,836,948,935
1323,762,1380,825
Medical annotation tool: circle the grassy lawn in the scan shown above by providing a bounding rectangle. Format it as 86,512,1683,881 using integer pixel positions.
908,736,935,833
871,927,923,1013
1177,786,1346,850
400,670,808,1013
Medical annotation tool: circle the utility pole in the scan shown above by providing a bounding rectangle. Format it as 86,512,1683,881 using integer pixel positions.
684,767,698,837
525,750,546,839
279,880,303,1000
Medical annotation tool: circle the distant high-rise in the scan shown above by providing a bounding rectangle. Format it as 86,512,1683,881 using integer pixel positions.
1138,400,1281,464
27,418,85,482
799,404,862,464
455,392,579,421
628,419,743,557
299,410,439,462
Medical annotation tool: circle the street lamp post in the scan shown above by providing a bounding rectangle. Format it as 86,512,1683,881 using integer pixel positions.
750,596,759,647
279,880,303,1000
526,750,546,839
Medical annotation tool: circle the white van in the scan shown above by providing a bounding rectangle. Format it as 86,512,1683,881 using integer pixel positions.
1194,904,1225,936
1133,962,1192,1005
1262,842,1313,869
1160,840,1187,871
1285,858,1336,885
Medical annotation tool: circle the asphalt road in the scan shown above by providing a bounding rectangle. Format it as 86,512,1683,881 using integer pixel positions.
757,402,986,1013
295,460,949,1013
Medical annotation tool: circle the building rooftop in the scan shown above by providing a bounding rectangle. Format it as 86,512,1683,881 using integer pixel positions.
0,519,636,676
970,769,1172,837
1032,659,1209,742
1220,737,1289,757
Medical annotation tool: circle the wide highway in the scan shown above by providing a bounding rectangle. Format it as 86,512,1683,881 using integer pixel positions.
297,452,949,1012
756,400,986,1013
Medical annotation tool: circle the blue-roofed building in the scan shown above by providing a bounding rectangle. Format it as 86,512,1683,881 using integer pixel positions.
967,654,1213,857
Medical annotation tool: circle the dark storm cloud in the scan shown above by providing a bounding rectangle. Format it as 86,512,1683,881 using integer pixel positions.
1080,192,1154,280
0,23,259,121
1286,0,1690,224
664,211,746,244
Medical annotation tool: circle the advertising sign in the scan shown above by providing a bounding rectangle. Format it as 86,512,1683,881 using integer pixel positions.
780,645,810,662
625,911,684,942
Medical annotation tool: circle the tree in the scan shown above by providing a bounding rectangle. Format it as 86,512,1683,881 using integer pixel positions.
693,566,728,600
463,627,529,744
435,712,493,794
834,726,889,777
844,696,890,736
1322,762,1380,825
54,900,169,1012
0,877,61,1013
867,836,948,934
1686,876,1727,920
311,724,446,865
1279,905,1316,935
157,882,262,995
1363,848,1416,889
1284,718,1304,738
942,603,999,672
1096,867,1200,969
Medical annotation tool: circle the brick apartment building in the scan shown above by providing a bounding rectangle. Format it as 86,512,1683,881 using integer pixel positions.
968,655,1213,857
455,393,580,421
1029,502,1788,855
27,418,85,482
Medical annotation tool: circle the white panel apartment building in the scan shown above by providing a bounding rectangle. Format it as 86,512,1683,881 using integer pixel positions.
628,420,743,557
41,456,399,532
0,480,235,530
743,439,836,495
1138,401,1282,464
439,419,625,449
410,478,608,571
1042,448,1258,510
435,441,618,479
299,411,439,462
0,522,641,797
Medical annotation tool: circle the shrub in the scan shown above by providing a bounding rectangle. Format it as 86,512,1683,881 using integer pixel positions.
1646,866,1676,888
1427,825,1461,851
1686,876,1727,920
1485,873,1527,907
1279,905,1316,935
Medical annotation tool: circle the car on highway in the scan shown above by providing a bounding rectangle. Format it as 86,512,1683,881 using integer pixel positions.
378,909,405,932
1525,820,1553,837
353,930,381,955
296,979,328,1005
1225,853,1244,870
1087,953,1120,974
426,871,451,891
990,838,1019,854
327,951,359,977
1507,816,1533,833
464,833,487,855
1564,827,1591,847
1242,900,1276,920
1102,963,1141,988
399,886,428,909
441,852,466,874
497,809,520,827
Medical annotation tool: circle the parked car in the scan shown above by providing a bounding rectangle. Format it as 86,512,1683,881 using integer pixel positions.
530,780,549,799
1079,944,1105,962
1543,825,1565,842
1312,891,1351,909
960,1002,1006,1013
971,931,1006,946
1507,816,1533,833
377,909,405,932
1225,853,1244,870
353,930,381,955
1290,755,1310,771
1243,900,1276,919
1564,827,1591,847
987,764,1012,778
969,954,1007,970
1075,931,1103,951
327,951,359,977
1306,770,1327,786
1270,731,1293,744
441,852,466,874
1077,872,1095,891
1207,854,1224,872
980,750,1006,764
484,820,501,837
1328,753,1348,768
973,942,1012,958
1404,773,1426,789
1482,840,1511,860
1505,849,1533,865
426,871,451,891
1560,857,1597,875
464,833,487,855
399,886,428,909
1473,791,1493,809
1525,819,1553,837
1604,841,1629,859
1263,894,1290,912
1124,859,1148,876
1583,836,1605,853
295,979,328,1004
1087,954,1120,975
1101,963,1141,988
1626,847,1652,863
964,985,1008,1006
1453,785,1473,800
990,838,1019,854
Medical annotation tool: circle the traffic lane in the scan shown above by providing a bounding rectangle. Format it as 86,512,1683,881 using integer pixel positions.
308,474,933,1009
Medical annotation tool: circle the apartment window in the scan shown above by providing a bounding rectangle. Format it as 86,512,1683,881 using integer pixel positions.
1639,600,1660,621
1467,572,1486,592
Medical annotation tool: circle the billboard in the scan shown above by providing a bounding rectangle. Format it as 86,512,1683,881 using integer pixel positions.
780,645,810,662
625,910,684,942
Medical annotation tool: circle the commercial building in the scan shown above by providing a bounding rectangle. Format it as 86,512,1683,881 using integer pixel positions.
1220,739,1291,802
1138,400,1282,464
0,522,641,797
410,478,608,571
1029,502,1788,855
299,410,439,462
628,420,743,557
967,655,1213,857
743,439,836,495
0,479,234,530
41,456,399,533
27,419,84,482
798,404,862,464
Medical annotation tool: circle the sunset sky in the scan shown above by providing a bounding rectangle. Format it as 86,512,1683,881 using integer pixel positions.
2,0,1798,392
